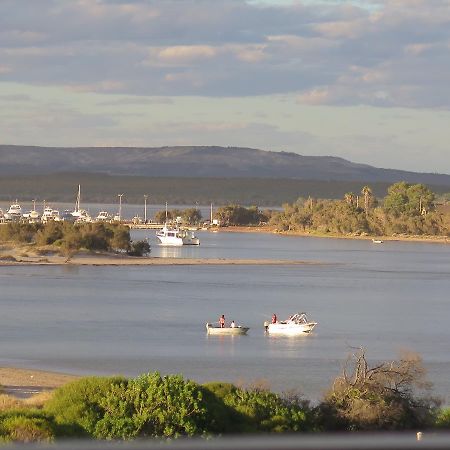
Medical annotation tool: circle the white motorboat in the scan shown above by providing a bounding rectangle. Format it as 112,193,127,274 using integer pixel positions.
372,239,383,244
265,312,317,335
4,201,22,221
41,206,57,223
156,224,200,246
96,211,111,222
206,322,249,335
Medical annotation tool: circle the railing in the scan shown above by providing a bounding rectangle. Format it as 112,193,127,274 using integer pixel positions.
13,433,450,450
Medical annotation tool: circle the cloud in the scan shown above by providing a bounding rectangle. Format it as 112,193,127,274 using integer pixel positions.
0,0,449,108
158,45,217,63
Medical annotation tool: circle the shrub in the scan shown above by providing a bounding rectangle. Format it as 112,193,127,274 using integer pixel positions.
319,349,439,431
45,376,125,437
95,373,213,439
435,408,450,428
204,382,312,433
0,410,56,443
128,240,151,256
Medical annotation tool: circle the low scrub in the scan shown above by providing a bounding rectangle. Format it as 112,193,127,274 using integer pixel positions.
0,410,57,443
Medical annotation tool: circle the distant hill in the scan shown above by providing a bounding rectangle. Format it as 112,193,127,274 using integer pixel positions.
1,145,450,185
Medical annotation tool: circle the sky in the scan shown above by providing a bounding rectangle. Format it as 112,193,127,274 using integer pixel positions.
0,0,449,173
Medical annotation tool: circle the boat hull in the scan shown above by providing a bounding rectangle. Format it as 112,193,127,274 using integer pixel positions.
206,324,249,335
266,322,317,335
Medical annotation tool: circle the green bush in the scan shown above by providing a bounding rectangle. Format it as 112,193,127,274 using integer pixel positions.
96,373,214,439
128,240,151,256
45,376,126,437
435,408,450,428
0,410,56,443
204,382,312,433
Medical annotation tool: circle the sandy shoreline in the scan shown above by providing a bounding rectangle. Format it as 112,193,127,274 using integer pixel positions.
0,245,323,266
0,255,321,266
0,367,79,398
218,225,450,244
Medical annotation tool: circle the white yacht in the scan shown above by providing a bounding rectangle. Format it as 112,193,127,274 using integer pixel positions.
156,224,200,246
95,211,111,222
4,201,22,221
23,201,41,223
40,206,61,223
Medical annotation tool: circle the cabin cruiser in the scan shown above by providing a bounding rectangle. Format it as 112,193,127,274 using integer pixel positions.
23,210,40,223
206,322,249,335
41,206,60,223
95,211,111,222
61,210,76,222
4,201,22,221
72,209,92,223
264,313,317,335
156,224,200,246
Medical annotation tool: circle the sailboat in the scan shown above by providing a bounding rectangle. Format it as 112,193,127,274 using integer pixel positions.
71,185,92,223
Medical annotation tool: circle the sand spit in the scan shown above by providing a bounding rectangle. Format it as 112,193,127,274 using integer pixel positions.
0,246,321,267
0,367,79,398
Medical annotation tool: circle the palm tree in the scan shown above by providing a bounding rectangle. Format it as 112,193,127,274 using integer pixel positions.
361,186,372,217
344,192,355,206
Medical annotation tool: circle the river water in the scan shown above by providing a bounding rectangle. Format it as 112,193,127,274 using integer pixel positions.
0,230,449,403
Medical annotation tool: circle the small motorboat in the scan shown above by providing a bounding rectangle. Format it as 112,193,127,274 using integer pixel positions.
264,312,317,336
206,322,249,335
372,238,383,244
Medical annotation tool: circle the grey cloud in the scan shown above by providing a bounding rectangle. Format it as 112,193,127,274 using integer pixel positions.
0,0,449,107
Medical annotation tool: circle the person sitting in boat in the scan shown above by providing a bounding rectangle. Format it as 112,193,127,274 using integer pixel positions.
219,315,226,328
271,313,277,324
230,320,236,328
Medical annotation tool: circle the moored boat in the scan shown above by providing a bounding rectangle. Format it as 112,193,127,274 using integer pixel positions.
265,312,317,335
156,224,200,246
4,201,22,221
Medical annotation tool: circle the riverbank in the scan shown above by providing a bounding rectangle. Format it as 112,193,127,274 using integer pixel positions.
217,225,450,244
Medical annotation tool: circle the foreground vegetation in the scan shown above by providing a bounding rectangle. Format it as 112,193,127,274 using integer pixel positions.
0,351,449,443
0,222,150,258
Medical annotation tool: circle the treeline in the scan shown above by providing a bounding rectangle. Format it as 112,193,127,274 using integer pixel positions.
270,182,449,236
0,351,449,443
155,205,269,226
2,172,450,206
0,222,150,257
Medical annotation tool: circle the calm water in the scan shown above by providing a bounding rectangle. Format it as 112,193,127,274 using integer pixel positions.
1,231,449,403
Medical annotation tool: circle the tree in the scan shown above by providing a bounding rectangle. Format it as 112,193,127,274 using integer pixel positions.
182,208,202,225
319,348,439,431
344,192,355,207
384,182,435,217
128,240,150,256
361,186,373,217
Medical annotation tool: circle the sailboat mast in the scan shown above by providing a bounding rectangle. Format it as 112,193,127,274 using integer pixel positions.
75,185,81,212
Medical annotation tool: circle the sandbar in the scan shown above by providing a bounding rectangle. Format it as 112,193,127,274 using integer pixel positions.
0,367,78,398
0,247,321,267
